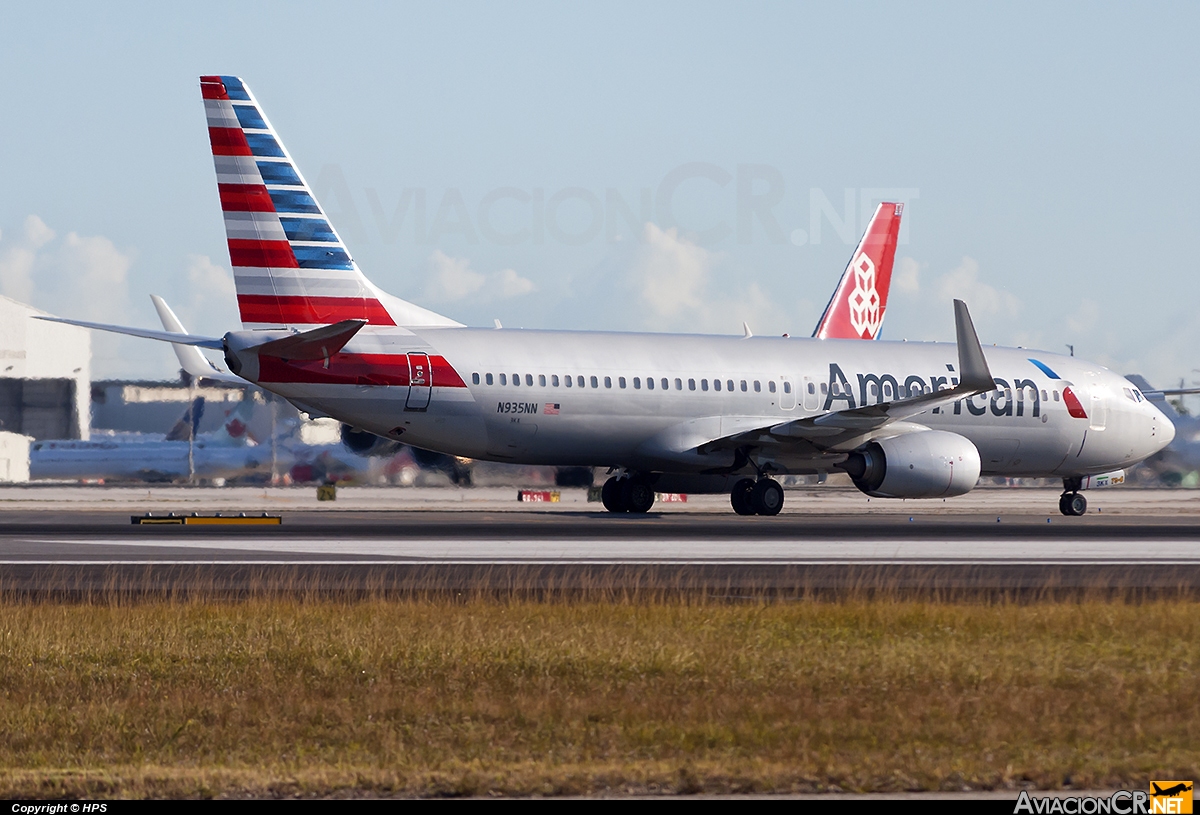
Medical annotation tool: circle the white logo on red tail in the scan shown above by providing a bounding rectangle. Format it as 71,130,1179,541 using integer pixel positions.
847,252,883,338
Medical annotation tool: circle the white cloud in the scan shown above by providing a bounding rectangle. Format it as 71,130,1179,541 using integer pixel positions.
425,250,487,301
0,215,56,305
633,222,713,323
893,256,921,294
934,256,1020,317
186,253,236,301
620,222,795,335
51,231,134,321
423,251,535,302
495,267,536,298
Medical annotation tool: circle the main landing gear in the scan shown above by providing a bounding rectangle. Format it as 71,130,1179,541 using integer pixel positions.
601,475,656,513
1059,477,1087,516
730,477,784,516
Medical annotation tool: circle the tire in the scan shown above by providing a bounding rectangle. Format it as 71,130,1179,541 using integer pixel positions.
625,480,656,513
750,479,784,516
1067,493,1087,516
601,477,629,513
730,478,756,515
1058,494,1071,516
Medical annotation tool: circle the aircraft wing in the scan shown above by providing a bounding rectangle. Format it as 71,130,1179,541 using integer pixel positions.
32,315,224,349
708,299,996,453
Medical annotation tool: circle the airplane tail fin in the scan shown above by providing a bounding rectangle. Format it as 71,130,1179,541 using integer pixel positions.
165,397,205,442
200,75,460,330
812,202,903,340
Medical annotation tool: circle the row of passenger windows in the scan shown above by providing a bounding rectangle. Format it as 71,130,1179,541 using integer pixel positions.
471,372,1074,404
470,372,792,394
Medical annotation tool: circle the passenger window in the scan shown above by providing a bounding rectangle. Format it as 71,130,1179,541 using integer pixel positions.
633,377,641,389
784,381,792,394
472,373,480,385
662,378,669,390
754,381,761,393
728,379,735,391
1053,391,1060,401
590,376,598,388
552,375,560,387
714,379,721,392
701,379,709,392
769,381,777,394
688,378,696,391
807,383,814,394
486,373,494,385
525,374,533,386
870,383,878,397
1041,389,1047,401
539,374,546,386
565,376,572,388
675,378,682,390
820,383,827,395
604,376,612,388
499,373,507,385
577,376,585,387
647,378,654,390
619,377,627,389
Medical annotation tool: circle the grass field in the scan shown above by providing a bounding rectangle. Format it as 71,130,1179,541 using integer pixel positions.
0,596,1196,798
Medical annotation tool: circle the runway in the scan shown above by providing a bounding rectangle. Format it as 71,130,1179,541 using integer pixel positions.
3,504,1200,596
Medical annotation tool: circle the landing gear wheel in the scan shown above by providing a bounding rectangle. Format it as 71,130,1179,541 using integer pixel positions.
730,478,756,515
1059,492,1087,516
601,476,630,513
624,480,656,513
750,479,784,516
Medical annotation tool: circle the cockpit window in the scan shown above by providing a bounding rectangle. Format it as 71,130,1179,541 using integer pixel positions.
1123,387,1138,403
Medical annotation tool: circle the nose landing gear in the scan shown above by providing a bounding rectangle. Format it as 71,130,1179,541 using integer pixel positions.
730,477,784,516
1059,477,1087,516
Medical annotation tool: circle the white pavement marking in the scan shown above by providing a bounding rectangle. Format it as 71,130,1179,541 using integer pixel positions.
21,536,1200,562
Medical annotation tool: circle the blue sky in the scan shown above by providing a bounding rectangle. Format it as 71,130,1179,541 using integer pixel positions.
2,1,1198,388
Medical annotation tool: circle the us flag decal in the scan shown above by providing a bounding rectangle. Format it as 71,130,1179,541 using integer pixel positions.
544,403,560,415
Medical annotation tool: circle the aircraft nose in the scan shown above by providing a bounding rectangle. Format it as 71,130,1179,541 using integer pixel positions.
1152,403,1175,451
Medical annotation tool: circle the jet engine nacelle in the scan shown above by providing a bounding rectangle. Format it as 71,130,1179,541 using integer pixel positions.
340,424,397,456
840,430,981,499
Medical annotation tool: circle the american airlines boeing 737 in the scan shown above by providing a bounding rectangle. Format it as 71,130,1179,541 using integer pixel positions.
38,76,1173,516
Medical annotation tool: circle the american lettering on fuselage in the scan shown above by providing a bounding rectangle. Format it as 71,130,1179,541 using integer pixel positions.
36,75,1174,519
823,362,1047,418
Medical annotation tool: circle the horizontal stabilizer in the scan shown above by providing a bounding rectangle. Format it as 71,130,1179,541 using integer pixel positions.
32,316,224,349
251,319,366,360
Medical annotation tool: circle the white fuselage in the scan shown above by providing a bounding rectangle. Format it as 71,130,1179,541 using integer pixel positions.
228,327,1173,481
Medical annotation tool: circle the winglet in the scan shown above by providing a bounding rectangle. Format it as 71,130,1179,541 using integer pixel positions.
953,299,994,391
151,295,242,383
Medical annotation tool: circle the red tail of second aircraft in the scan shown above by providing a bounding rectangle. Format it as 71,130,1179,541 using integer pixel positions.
812,202,903,340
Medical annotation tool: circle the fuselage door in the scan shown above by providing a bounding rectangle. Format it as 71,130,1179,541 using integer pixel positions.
1089,387,1107,431
780,376,797,410
406,352,432,411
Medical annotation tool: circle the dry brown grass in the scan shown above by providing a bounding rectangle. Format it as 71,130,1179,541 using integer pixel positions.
0,597,1196,797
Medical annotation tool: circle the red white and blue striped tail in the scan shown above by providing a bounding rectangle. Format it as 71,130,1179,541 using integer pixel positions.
200,75,459,330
